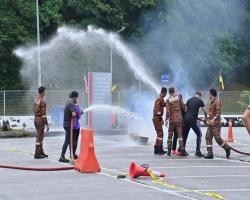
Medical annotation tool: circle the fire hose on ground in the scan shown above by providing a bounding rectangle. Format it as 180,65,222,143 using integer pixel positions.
0,118,75,171
198,117,250,156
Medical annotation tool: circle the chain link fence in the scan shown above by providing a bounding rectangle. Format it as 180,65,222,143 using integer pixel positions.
0,90,249,116
0,90,87,116
113,90,250,115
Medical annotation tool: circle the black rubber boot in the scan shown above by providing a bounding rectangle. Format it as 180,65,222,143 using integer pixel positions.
70,154,78,159
204,154,214,159
195,151,203,157
34,154,46,159
180,148,189,156
59,156,70,163
42,152,48,158
167,146,171,156
158,146,167,155
154,145,159,155
225,148,231,158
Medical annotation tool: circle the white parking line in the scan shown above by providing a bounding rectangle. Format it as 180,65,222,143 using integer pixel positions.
166,174,250,179
106,165,250,171
97,153,155,156
99,172,200,200
99,159,204,163
152,165,250,169
10,147,199,200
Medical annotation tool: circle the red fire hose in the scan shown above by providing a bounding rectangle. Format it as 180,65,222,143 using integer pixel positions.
70,117,75,164
198,117,250,156
0,165,74,171
0,118,75,171
228,146,250,156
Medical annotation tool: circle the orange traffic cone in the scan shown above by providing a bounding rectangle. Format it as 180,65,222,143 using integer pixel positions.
226,119,234,142
75,129,101,173
129,162,166,178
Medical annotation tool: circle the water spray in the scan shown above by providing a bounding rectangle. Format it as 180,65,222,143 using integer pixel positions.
14,26,161,93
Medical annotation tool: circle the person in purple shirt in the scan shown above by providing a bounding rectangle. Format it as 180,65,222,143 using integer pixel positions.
59,91,83,163
72,103,83,158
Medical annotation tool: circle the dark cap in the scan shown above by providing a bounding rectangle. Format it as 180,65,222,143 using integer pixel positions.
209,88,217,97
38,86,45,94
161,87,167,94
169,86,175,94
69,91,78,98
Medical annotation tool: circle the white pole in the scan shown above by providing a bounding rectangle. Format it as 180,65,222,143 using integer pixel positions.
36,0,41,87
110,43,113,87
3,90,6,118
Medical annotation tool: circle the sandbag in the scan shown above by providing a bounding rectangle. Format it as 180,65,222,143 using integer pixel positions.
243,107,250,135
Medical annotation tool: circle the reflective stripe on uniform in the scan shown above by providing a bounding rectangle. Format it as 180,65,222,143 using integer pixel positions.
36,142,41,145
206,145,212,147
221,142,226,147
156,137,163,141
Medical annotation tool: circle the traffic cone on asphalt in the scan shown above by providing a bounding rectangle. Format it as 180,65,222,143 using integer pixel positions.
226,119,234,142
129,162,166,178
75,129,101,173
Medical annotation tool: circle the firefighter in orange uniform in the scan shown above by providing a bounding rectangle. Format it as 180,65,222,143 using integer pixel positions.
243,106,250,135
34,86,49,159
152,87,167,155
165,87,188,156
204,89,230,159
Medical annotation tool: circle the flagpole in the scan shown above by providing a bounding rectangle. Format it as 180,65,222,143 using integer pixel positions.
36,0,41,87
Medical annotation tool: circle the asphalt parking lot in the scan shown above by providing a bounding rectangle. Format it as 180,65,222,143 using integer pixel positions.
0,127,250,200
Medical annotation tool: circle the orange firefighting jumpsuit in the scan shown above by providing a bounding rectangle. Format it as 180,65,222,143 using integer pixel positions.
34,96,48,155
205,98,229,155
152,95,165,147
166,95,186,150
243,106,250,134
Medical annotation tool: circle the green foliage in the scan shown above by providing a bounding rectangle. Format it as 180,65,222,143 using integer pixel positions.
0,1,36,89
215,33,238,71
0,0,250,90
61,0,158,34
239,90,250,108
0,0,158,89
40,0,63,36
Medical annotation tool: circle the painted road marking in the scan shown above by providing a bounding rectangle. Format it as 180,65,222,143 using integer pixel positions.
195,189,250,192
102,167,225,200
7,146,199,200
151,165,250,169
107,165,250,171
99,171,200,200
165,174,250,179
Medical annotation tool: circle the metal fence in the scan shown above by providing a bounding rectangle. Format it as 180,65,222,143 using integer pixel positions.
0,90,249,116
114,90,250,115
0,90,87,116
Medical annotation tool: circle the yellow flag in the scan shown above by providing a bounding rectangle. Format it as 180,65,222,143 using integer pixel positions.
219,74,224,90
112,84,117,92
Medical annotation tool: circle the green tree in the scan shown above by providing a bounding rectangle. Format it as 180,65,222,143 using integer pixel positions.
0,1,36,89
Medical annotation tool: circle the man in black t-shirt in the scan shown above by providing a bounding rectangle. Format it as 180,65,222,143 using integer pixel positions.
59,91,78,163
183,92,207,157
